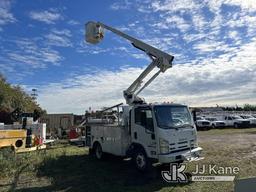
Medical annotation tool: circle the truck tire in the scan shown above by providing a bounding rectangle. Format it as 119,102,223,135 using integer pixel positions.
234,123,238,128
94,142,104,160
133,148,150,172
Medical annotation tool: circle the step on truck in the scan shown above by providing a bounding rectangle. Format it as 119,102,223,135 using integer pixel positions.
84,21,203,171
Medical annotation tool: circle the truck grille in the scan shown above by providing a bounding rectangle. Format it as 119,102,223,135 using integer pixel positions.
242,121,250,125
169,140,195,152
202,122,210,125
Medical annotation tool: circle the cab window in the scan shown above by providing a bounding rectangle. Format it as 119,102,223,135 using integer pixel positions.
135,107,154,132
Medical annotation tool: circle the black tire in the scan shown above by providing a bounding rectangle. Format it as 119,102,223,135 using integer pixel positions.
212,124,216,129
133,148,150,172
234,123,239,128
94,142,104,160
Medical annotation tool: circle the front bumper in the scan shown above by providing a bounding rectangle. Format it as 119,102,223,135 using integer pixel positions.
158,147,204,163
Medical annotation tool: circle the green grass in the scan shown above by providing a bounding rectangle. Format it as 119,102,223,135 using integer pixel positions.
0,128,256,192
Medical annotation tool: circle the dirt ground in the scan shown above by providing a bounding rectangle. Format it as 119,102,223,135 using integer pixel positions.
0,128,256,192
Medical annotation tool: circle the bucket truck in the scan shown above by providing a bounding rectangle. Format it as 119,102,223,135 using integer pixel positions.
84,21,203,171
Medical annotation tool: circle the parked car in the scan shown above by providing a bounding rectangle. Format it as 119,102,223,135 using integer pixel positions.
196,117,211,130
240,115,256,126
224,115,250,128
205,117,226,128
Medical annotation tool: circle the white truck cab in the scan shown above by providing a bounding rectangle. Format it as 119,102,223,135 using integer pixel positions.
195,116,211,130
240,115,256,126
205,117,226,128
224,115,250,128
86,103,203,171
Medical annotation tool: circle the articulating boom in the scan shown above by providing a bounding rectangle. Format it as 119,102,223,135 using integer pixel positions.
85,21,174,105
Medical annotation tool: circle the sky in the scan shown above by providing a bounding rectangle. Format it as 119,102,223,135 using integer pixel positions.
0,0,256,114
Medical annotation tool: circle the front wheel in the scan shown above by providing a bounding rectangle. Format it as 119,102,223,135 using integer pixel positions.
133,148,150,172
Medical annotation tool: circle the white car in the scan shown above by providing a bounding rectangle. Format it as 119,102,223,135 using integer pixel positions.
224,115,250,128
195,117,211,130
240,115,256,126
205,117,226,128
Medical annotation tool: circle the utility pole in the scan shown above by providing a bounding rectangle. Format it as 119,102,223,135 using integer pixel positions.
31,88,38,101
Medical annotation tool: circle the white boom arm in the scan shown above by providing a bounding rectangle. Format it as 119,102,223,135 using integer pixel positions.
85,21,174,105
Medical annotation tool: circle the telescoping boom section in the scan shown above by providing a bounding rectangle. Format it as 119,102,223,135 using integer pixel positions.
85,21,174,105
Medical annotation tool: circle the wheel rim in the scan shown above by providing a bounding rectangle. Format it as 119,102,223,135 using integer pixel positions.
136,153,146,169
95,145,102,159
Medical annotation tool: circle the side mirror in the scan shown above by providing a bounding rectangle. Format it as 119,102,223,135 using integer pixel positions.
192,110,197,122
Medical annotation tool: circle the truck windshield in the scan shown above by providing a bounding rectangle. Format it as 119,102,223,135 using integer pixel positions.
154,106,193,129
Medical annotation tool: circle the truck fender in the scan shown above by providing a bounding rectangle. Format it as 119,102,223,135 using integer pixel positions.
126,143,147,157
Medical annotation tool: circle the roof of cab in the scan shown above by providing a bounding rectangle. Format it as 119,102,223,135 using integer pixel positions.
131,103,187,107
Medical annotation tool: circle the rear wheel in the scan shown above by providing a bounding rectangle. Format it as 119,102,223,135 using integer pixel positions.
94,143,104,160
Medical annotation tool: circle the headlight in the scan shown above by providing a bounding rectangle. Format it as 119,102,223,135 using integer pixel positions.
159,138,169,154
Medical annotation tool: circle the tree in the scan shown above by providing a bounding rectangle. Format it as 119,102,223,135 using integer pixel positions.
244,104,256,111
0,75,46,123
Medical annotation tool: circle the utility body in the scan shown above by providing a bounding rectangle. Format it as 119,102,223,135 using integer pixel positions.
85,21,203,171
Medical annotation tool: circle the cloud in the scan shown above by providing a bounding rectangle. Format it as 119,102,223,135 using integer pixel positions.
110,0,132,10
36,37,256,113
67,20,80,25
0,0,16,30
0,38,63,75
151,0,202,12
193,40,226,53
165,15,191,32
45,29,72,47
2,0,255,113
37,0,255,113
29,9,62,24
226,0,256,12
228,30,239,40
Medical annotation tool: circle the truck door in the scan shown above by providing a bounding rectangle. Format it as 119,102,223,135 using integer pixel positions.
225,116,232,126
131,107,157,158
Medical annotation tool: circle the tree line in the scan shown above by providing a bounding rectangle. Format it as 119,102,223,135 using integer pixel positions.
221,104,256,111
0,74,45,124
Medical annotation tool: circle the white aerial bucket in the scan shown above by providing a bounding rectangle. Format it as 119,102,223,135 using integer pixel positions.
85,21,104,44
